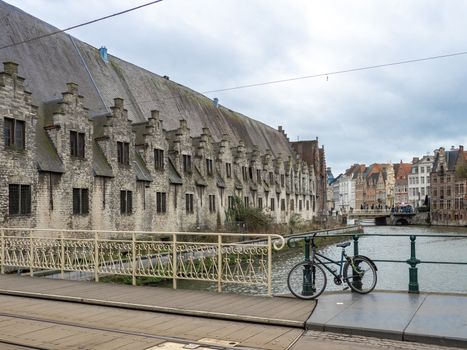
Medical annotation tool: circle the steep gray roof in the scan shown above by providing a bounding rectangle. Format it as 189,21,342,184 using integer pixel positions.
0,1,295,157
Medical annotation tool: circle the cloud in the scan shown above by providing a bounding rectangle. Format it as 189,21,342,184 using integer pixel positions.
4,0,467,176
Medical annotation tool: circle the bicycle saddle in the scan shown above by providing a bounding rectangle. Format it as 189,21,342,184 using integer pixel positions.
336,242,351,248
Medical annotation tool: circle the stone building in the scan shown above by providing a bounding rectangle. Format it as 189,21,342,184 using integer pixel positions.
430,146,467,226
0,3,326,231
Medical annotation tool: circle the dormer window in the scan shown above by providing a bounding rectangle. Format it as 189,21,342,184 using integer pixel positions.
183,154,192,174
226,163,232,178
206,158,213,176
154,148,164,170
70,131,85,158
117,142,129,165
4,117,25,150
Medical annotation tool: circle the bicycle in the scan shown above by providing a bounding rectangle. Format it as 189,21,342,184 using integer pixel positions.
287,232,377,299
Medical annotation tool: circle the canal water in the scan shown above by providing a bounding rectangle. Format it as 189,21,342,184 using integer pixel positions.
175,225,467,295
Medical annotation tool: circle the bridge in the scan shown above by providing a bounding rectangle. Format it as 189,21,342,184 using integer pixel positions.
348,210,417,225
0,227,466,349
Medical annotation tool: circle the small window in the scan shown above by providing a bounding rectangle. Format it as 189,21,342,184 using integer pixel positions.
70,131,85,158
156,192,167,213
8,184,31,215
154,149,164,170
306,200,310,211
249,167,253,180
242,166,248,181
256,169,262,183
4,118,25,150
299,200,303,211
183,155,192,174
72,188,89,215
120,190,133,214
226,163,232,178
209,195,216,213
290,199,295,211
281,199,286,211
185,193,194,213
270,198,275,211
269,172,274,185
258,197,263,209
244,196,249,207
117,142,130,165
281,174,285,187
206,159,213,176
228,195,235,210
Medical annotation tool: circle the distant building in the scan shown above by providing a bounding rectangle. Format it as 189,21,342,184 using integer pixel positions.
407,155,434,208
431,146,467,226
394,161,412,205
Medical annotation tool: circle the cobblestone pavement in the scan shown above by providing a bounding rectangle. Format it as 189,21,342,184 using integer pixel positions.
292,331,465,350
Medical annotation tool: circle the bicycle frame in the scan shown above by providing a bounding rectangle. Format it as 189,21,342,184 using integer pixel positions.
310,240,350,282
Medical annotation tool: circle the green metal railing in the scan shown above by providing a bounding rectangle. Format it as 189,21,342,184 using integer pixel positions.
288,232,467,293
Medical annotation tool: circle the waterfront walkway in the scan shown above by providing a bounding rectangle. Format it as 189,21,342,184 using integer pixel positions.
0,275,466,349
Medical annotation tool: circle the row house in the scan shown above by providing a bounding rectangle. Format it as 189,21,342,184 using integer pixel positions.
0,62,323,231
407,155,434,208
393,161,412,205
430,146,467,226
355,163,395,209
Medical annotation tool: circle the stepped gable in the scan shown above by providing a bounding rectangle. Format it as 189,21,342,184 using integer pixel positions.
0,0,294,157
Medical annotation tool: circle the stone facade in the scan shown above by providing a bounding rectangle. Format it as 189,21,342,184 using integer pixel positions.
0,62,325,231
430,146,467,226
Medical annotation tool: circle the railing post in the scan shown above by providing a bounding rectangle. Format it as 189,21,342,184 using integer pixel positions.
60,232,65,279
267,235,272,296
29,230,33,277
302,237,313,296
172,233,177,290
217,235,222,293
132,232,136,286
0,229,4,275
94,231,99,282
353,235,359,256
351,234,362,291
407,235,420,293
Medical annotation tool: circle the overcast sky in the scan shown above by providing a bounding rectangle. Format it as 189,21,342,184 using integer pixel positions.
5,0,467,175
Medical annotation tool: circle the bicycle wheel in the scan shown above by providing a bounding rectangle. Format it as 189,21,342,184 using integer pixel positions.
287,260,327,299
344,256,377,294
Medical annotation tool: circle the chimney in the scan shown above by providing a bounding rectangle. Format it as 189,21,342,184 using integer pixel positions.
66,82,79,95
3,62,18,75
99,47,108,63
113,98,124,109
213,98,219,108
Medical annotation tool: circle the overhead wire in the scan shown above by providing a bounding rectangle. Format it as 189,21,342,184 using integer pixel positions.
0,0,164,51
201,50,467,94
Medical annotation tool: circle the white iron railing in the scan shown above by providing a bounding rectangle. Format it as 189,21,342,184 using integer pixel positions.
0,228,285,295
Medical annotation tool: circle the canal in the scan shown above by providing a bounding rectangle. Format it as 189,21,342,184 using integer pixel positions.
176,225,467,295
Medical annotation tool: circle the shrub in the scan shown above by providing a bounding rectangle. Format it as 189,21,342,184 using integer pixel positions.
225,196,273,232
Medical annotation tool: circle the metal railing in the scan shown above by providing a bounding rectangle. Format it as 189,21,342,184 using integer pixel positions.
288,232,467,293
349,209,392,216
0,228,285,296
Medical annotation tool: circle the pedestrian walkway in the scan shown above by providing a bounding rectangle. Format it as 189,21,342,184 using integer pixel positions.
1,275,467,349
0,274,315,328
307,291,467,348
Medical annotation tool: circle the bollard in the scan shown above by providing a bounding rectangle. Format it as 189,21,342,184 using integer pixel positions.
406,235,420,293
302,237,313,296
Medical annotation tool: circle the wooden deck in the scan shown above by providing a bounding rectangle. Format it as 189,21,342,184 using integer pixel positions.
0,275,315,328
